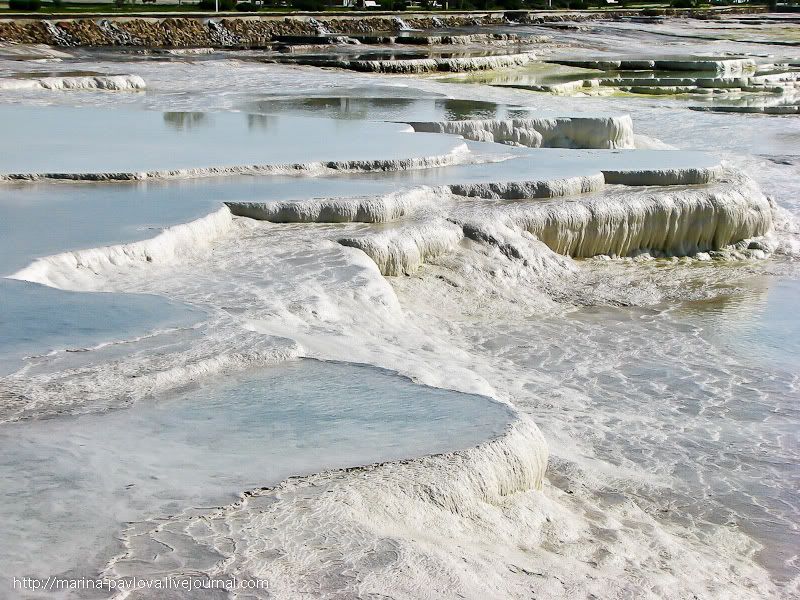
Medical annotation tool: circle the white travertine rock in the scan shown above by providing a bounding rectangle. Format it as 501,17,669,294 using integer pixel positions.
408,116,635,149
10,207,234,289
0,74,146,91
339,221,464,276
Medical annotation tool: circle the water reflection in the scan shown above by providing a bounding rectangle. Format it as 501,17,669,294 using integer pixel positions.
243,96,529,122
162,111,211,131
246,113,275,131
674,276,800,371
439,98,523,121
2,105,462,175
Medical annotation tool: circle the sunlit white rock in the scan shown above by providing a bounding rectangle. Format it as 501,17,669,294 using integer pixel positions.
409,116,635,149
11,207,234,289
0,74,146,91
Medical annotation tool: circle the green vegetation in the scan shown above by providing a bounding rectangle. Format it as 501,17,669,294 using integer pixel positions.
197,0,235,8
0,1,223,12
8,0,42,8
290,0,326,10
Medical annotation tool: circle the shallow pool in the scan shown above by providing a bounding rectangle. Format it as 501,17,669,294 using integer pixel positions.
0,106,464,175
0,279,202,376
0,359,513,588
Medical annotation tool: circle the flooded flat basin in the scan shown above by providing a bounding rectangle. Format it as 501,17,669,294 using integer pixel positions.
0,105,465,175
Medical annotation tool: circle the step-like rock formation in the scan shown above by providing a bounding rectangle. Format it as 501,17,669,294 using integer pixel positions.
0,9,766,49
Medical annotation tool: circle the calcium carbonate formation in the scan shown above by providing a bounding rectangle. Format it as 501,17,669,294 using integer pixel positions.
340,221,466,277
515,57,800,115
225,165,727,232
448,174,607,199
1,13,797,600
0,74,146,91
506,174,772,258
285,52,534,74
0,326,303,423
1,67,789,599
690,103,800,114
227,188,441,224
102,416,550,597
550,57,758,75
11,207,234,289
335,171,772,275
0,143,471,182
408,116,635,149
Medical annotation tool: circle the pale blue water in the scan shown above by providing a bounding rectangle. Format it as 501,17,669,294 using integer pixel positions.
0,359,513,586
0,41,793,594
0,106,462,175
0,182,220,275
0,279,202,376
691,277,800,372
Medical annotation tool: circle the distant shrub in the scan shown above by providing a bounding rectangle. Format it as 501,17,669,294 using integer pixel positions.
671,0,697,6
9,0,42,10
198,0,236,8
235,1,258,9
291,0,325,9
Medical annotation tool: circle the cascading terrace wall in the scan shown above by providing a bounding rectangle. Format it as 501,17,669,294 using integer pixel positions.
0,8,766,48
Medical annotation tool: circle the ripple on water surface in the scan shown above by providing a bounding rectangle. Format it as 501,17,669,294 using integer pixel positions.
515,273,800,584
